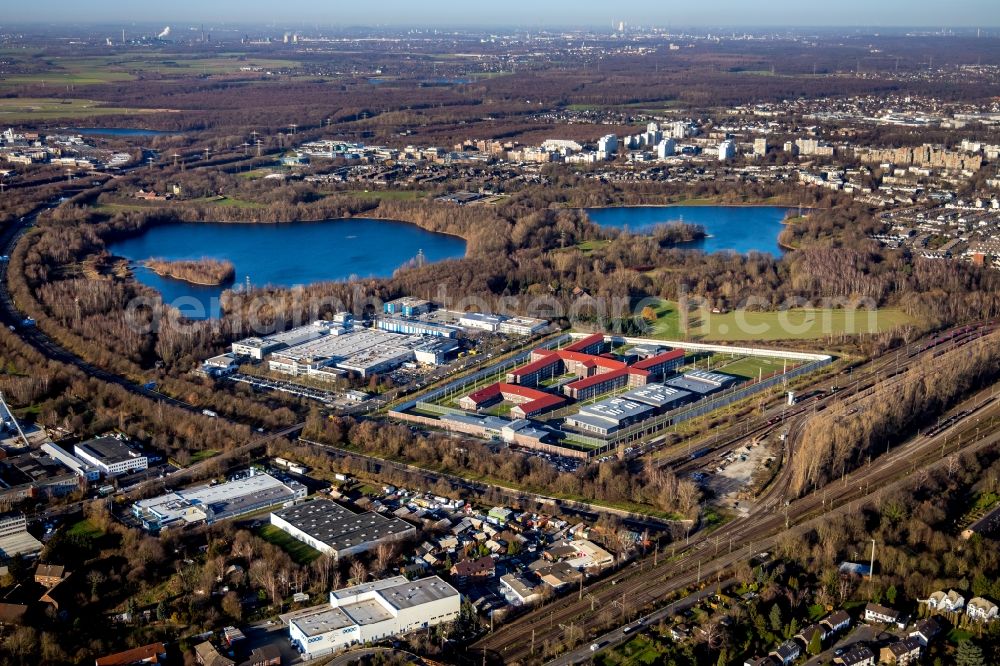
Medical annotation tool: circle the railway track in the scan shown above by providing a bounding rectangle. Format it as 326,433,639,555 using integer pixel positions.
474,324,1000,664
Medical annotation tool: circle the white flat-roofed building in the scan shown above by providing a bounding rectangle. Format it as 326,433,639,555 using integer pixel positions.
267,328,432,378
74,436,148,477
41,443,100,481
498,316,549,336
664,370,738,396
621,384,692,412
132,472,306,532
232,321,337,360
270,498,416,560
376,316,459,338
565,398,654,436
287,575,460,659
458,312,507,332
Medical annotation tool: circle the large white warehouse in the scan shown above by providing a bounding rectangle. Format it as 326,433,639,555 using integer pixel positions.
286,575,460,658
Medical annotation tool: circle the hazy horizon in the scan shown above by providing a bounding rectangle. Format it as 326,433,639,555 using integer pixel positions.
3,0,999,29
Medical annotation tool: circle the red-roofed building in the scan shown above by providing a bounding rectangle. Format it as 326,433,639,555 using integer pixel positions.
563,367,648,400
564,333,606,354
459,383,567,418
632,349,685,380
94,642,166,666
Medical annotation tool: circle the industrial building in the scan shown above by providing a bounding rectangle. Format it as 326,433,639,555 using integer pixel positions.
564,397,654,436
621,384,692,412
0,449,80,500
270,498,416,560
41,443,100,481
232,320,338,360
267,327,446,379
664,370,738,396
383,297,433,317
376,316,459,338
286,575,460,659
74,436,148,477
498,316,549,336
458,312,507,332
0,513,42,561
132,472,306,532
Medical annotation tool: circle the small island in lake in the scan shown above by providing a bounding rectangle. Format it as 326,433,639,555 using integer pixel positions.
143,258,236,286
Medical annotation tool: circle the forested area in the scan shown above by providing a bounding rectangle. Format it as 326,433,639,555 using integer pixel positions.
302,413,702,519
790,333,1000,497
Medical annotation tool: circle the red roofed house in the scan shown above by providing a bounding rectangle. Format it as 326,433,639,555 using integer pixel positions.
94,642,166,666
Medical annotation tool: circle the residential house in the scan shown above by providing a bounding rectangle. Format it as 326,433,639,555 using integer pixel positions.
908,618,943,647
820,610,851,634
240,645,280,666
193,642,234,666
450,555,495,586
879,637,922,665
500,573,543,606
669,624,690,641
833,645,876,666
94,642,166,666
769,640,801,665
34,563,66,587
923,589,965,612
744,658,778,666
967,597,999,622
794,623,827,649
864,602,906,628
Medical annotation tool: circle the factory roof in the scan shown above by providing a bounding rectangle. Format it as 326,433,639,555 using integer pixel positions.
577,397,654,423
621,384,692,408
290,605,356,637
272,499,414,553
135,473,302,525
377,575,460,610
76,436,143,465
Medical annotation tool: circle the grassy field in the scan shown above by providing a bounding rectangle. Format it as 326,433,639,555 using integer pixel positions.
257,524,322,564
714,355,798,380
0,54,301,93
0,97,167,121
640,299,914,342
190,449,220,464
67,518,104,540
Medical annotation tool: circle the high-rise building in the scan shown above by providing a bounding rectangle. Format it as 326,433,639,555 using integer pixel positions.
753,137,768,157
718,140,736,161
656,138,676,159
598,134,618,156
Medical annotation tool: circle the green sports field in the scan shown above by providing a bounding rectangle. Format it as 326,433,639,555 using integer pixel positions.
639,299,914,342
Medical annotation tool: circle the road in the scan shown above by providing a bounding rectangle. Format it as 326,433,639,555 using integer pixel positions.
473,324,1000,663
545,581,726,666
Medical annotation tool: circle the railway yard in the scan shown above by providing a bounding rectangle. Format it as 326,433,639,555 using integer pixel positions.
471,321,1000,664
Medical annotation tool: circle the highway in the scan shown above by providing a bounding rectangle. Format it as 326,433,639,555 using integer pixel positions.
473,324,1000,664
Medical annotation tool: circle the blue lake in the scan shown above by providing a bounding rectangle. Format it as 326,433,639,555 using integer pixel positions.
107,219,466,318
69,127,179,137
585,205,791,255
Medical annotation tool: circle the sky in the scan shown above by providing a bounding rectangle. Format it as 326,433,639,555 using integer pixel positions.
3,0,999,28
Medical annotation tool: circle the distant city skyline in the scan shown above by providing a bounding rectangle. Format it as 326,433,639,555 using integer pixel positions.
3,0,999,29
